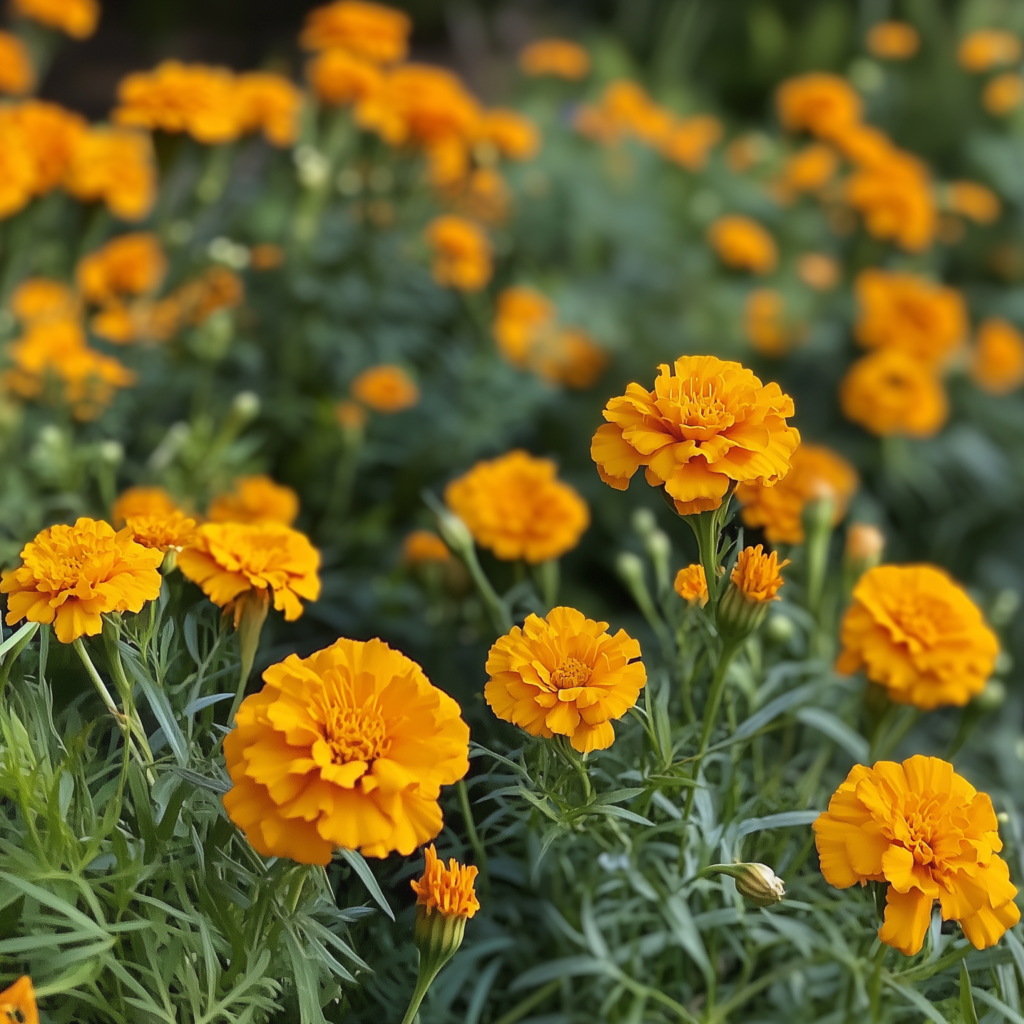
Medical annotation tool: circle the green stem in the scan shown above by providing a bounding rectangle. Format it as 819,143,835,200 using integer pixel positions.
490,980,560,1024
461,544,512,635
687,510,722,610
456,780,489,898
400,967,438,1024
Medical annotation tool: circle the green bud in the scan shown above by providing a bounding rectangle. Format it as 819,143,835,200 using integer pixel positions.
716,583,770,642
976,679,1006,712
435,508,474,558
764,613,795,644
707,863,785,907
631,508,657,539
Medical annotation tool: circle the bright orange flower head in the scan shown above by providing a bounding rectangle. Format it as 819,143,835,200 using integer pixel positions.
531,328,609,390
425,215,492,292
837,564,998,709
1,518,163,644
707,215,778,274
984,73,1024,115
64,127,157,222
519,38,591,80
351,364,419,413
958,28,1021,72
485,606,646,753
175,266,244,326
797,253,840,291
972,318,1024,394
845,522,885,568
840,350,947,438
730,545,788,603
76,233,167,306
308,48,383,106
250,243,284,271
776,73,862,139
235,72,303,148
0,33,34,95
814,756,1019,955
445,451,590,564
845,153,937,252
127,511,198,553
592,355,800,517
493,286,556,367
744,289,799,358
866,21,920,60
478,109,541,161
207,475,300,527
778,143,837,199
0,111,37,219
402,529,450,565
12,101,88,195
855,269,967,367
0,976,38,1024
10,278,79,325
111,486,178,527
411,845,480,918
736,444,859,546
223,637,470,862
674,564,709,607
661,115,722,171
12,0,98,37
947,181,1001,224
300,1,410,63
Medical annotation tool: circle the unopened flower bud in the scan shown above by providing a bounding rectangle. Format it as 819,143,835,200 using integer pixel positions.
845,523,884,569
976,679,1006,711
98,440,124,465
231,391,261,424
764,612,795,644
616,552,646,591
990,589,1020,628
435,507,474,557
717,545,789,641
632,508,657,539
645,529,672,592
707,863,785,907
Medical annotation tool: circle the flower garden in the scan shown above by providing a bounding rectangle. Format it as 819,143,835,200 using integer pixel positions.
2,0,1024,1021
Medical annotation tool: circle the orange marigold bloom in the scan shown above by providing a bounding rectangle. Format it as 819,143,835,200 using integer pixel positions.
351,364,419,413
845,152,936,252
983,73,1024,115
730,545,788,603
846,523,885,566
797,253,840,291
1,518,163,644
412,845,480,918
971,318,1024,394
837,565,999,709
776,73,862,139
674,564,709,607
947,181,1001,224
592,355,800,516
478,109,540,161
840,350,947,438
744,289,798,357
532,328,609,390
0,976,38,1024
208,475,300,527
0,112,35,219
300,1,410,63
13,101,87,195
519,38,590,80
452,167,510,225
736,444,859,546
0,32,34,95
176,266,244,326
814,756,1019,954
662,115,722,171
64,127,157,221
707,215,778,274
177,521,321,625
485,606,646,753
958,28,1021,72
235,72,303,148
308,48,383,107
76,233,167,306
10,278,78,325
425,215,492,292
778,143,837,199
12,0,98,37
112,485,179,527
493,286,556,368
250,243,284,270
866,21,920,60
833,122,899,170
127,511,198,552
590,80,674,147
223,637,469,862
403,529,451,564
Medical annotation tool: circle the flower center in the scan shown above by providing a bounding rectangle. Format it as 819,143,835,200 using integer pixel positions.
552,657,591,689
659,376,737,440
324,705,390,764
897,796,943,867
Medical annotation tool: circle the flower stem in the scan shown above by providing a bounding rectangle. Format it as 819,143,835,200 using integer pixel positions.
457,780,489,899
400,963,442,1024
461,544,512,635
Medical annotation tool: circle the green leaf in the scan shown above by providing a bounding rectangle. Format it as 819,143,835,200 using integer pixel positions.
881,975,948,1024
959,961,979,1024
795,707,869,762
974,988,1024,1024
511,954,612,989
120,643,189,766
337,848,394,920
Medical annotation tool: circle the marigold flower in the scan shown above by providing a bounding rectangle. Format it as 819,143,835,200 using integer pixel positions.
730,545,788,603
12,0,98,37
76,233,167,306
335,399,368,431
250,243,284,270
177,266,244,325
532,328,609,390
445,451,589,563
493,286,556,368
308,48,383,106
744,289,798,357
519,38,590,80
866,21,920,60
112,485,179,527
797,253,840,291
814,755,1019,954
840,350,947,438
0,32,34,95
947,181,1001,224
778,143,837,199
0,976,38,1024
207,475,300,527
223,637,469,862
845,523,885,572
10,278,79,325
776,73,862,139
661,115,722,171
589,80,674,147
707,215,778,274
351,364,419,413
674,564,709,607
1,518,163,644
13,100,88,195
412,845,480,919
477,109,540,161
833,122,899,169
485,606,646,753
837,564,998,709
983,73,1024,115
592,355,800,516
449,166,510,225
0,113,35,219
971,318,1024,394
64,127,157,221
403,530,451,565
736,444,859,546
235,72,303,148
958,28,1021,72
300,1,410,63
425,215,492,292
127,511,198,553
845,153,936,252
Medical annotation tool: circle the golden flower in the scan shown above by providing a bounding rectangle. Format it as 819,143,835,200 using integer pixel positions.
837,564,998,709
335,399,368,430
351,364,419,413
12,0,98,37
947,181,1001,224
112,485,179,527
403,530,451,564
425,215,492,292
250,243,284,270
178,521,321,625
674,564,709,607
833,122,899,169
76,233,167,306
518,39,590,80
445,451,589,563
485,606,646,753
223,637,469,862
744,289,798,357
235,72,303,148
308,48,383,106
114,61,241,145
777,143,837,199
127,511,198,552
866,21,920,60
176,266,244,325
730,545,788,603
0,976,38,1024
725,132,771,173
0,112,35,219
300,1,410,63
10,278,79,325
411,845,480,919
845,152,936,252
983,73,1024,115
1,518,163,644
493,286,556,368
592,355,800,516
661,115,722,171
736,444,859,546
64,127,157,221
814,756,1019,954
478,109,540,161
532,328,609,390
776,73,862,139
797,253,840,291
958,28,1021,72
208,475,300,527
971,318,1024,394
845,523,885,567
0,32,34,95
452,167,510,225
840,350,947,438
591,80,674,147
707,215,778,274
13,100,87,194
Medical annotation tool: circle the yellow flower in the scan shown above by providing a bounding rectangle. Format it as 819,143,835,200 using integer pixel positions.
958,28,1021,72
591,355,800,516
13,100,87,195
308,48,382,107
661,115,722,171
837,564,999,709
485,606,646,753
531,327,608,390
845,523,885,567
744,289,798,357
839,350,948,438
493,286,556,368
176,266,244,325
127,511,198,553
947,181,1001,224
178,522,321,624
0,111,36,219
235,72,303,148
351,364,420,413
223,637,469,862
445,451,590,563
707,215,778,274
518,39,590,80
12,0,98,37
983,73,1024,115
845,151,937,252
250,243,284,271
0,976,38,1024
111,485,179,527
777,143,837,199
477,109,540,161
207,475,300,527
814,756,1019,955
1,518,163,644
402,530,451,564
776,73,862,139
64,126,157,221
866,21,920,60
76,233,167,306
674,564,709,607
730,545,788,603
797,253,840,291
736,444,859,546
411,845,480,919
300,1,410,63
0,32,34,95
10,278,79,325
425,215,492,291
971,318,1024,394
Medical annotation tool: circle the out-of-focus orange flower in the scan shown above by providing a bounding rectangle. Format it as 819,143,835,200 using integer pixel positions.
250,243,284,270
958,28,1021,72
308,48,383,106
127,510,198,552
840,350,947,438
845,152,936,252
64,127,157,221
599,80,674,147
983,73,1024,115
402,529,451,564
833,122,898,169
493,286,555,368
112,485,179,528
13,101,88,195
335,399,368,430
674,564,709,607
744,289,798,357
477,109,540,161
452,167,511,225
797,253,840,290
76,233,167,306
10,278,79,325
776,73,862,139
300,1,410,63
518,39,590,80
971,318,1024,394
661,115,722,171
351,364,420,412
208,475,300,527
947,181,1001,224
866,21,920,60
425,215,492,291
89,297,183,345
708,215,778,274
725,133,772,173
0,32,34,95
777,143,837,199
175,266,244,325
0,112,36,219
854,269,967,367
235,72,303,147
12,0,98,38
532,327,609,390
0,976,38,1024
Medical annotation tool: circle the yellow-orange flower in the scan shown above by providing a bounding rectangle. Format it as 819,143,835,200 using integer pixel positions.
250,243,284,270
592,355,800,516
855,269,967,367
0,111,36,219
485,606,646,753
478,109,540,161
127,511,198,553
300,1,410,63
176,266,244,325
778,143,837,199
10,278,79,325
814,756,1019,954
235,72,303,148
207,475,300,527
13,101,87,195
674,564,709,607
744,289,799,357
958,28,1021,72
351,364,419,412
425,215,492,291
493,286,556,368
846,523,885,566
947,181,1001,224
1,518,163,644
335,399,368,431
411,845,480,918
0,976,38,1024
76,233,167,306
64,127,157,221
223,637,469,862
178,521,321,625
983,73,1024,115
736,444,859,546
0,32,34,95
840,350,947,438
308,48,382,106
402,530,450,564
112,485,179,527
707,215,778,274
519,39,590,80
837,564,998,709
971,318,1024,394
445,451,589,563
797,253,840,291
866,21,920,60
12,0,98,37
776,73,862,139
662,115,722,171
845,152,936,252
730,545,788,603
531,328,609,390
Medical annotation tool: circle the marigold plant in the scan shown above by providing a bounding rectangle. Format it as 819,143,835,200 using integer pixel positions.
0,32,34,95
351,364,420,413
207,475,300,527
776,73,862,138
707,215,778,274
300,0,410,63
518,39,591,79
866,21,919,59
839,350,947,438
76,233,167,307
971,318,1024,394
411,845,480,920
424,215,492,291
958,28,1021,71
0,976,38,1024
12,0,98,37
674,564,709,606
